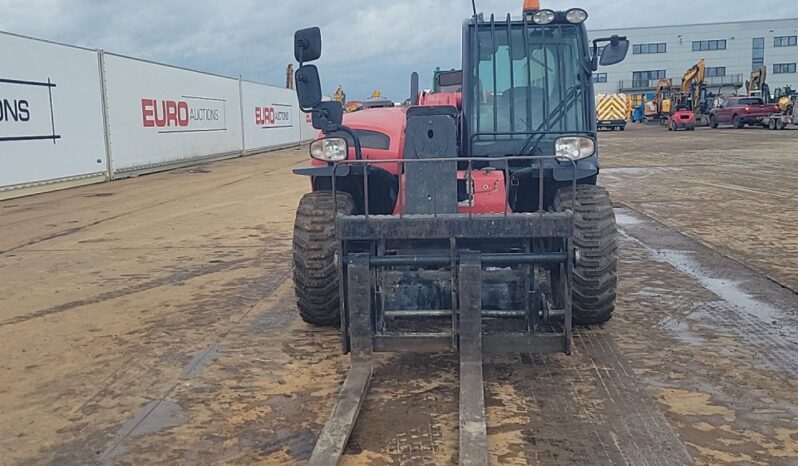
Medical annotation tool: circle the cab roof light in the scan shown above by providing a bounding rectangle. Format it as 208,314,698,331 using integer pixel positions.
565,8,588,24
531,9,555,25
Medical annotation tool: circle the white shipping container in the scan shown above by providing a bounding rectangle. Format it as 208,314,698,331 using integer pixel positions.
0,32,107,197
102,53,244,177
241,80,302,152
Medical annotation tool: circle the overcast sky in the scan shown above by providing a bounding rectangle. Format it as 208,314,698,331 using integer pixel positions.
2,1,797,99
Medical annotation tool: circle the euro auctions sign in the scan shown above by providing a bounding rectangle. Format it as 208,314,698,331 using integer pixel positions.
0,77,61,143
141,96,227,133
255,103,294,129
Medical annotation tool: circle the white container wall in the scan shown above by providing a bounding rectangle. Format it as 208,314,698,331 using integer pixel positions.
0,30,312,199
102,53,245,177
299,105,317,142
0,32,108,198
241,80,302,152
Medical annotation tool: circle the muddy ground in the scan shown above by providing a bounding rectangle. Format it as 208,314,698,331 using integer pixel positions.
1,124,797,465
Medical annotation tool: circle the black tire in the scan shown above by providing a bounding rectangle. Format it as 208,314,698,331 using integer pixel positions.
710,115,718,128
619,126,625,131
293,191,355,326
554,185,618,325
732,115,742,129
769,119,777,130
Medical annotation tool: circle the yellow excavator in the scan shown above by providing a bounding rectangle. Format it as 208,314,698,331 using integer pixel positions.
680,59,709,125
747,67,770,100
648,78,673,123
333,85,346,105
774,86,796,114
681,59,705,108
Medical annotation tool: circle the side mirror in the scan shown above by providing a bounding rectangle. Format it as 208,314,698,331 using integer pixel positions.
311,101,344,131
592,35,629,69
294,27,322,63
295,64,323,110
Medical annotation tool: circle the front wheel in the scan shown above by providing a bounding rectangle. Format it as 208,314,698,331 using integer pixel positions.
293,191,355,326
733,115,743,129
769,119,777,130
554,185,618,325
710,115,718,128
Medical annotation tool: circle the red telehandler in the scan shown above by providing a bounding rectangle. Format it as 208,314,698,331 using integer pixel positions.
290,1,629,463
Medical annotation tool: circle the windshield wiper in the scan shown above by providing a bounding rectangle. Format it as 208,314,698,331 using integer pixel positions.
518,83,583,156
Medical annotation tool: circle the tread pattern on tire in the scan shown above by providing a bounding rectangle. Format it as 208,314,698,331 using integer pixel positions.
292,191,354,326
555,185,618,325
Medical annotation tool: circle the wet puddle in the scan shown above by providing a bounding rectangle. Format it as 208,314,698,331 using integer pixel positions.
655,249,782,323
615,212,643,226
658,316,707,346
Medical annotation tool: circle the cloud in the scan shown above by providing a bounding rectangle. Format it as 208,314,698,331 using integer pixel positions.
1,0,796,99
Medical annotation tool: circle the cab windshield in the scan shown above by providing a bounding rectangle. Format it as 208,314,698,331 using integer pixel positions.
472,23,588,146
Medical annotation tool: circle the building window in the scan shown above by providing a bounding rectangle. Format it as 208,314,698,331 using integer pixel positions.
632,70,666,87
774,63,797,74
705,66,726,78
774,36,798,47
692,39,726,51
593,73,608,83
753,37,765,71
633,42,667,54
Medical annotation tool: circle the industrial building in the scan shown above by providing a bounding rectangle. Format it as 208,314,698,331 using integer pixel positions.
589,18,798,95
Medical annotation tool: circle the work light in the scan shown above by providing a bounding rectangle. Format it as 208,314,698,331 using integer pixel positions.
555,136,595,161
310,137,348,162
565,8,588,24
531,9,556,25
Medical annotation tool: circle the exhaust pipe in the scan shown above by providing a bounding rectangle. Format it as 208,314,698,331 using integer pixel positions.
410,71,419,106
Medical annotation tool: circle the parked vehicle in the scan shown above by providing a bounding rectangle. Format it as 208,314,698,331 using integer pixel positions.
709,97,779,129
668,109,696,131
596,93,628,131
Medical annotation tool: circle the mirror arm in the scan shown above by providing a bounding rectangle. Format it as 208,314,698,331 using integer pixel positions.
335,125,363,160
590,39,600,71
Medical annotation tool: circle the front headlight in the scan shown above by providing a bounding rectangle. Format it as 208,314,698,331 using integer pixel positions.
555,136,595,161
531,9,556,25
310,137,348,162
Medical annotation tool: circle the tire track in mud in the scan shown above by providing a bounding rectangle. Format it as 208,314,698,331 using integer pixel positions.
0,257,255,327
617,208,798,379
613,208,798,464
38,249,293,465
0,156,304,254
617,201,798,297
483,331,691,465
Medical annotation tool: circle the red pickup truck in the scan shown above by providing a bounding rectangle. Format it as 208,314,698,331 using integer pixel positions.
709,97,780,129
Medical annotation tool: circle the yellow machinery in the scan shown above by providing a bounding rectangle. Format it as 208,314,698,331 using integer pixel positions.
595,93,628,130
747,67,769,99
333,85,346,105
649,78,673,122
774,86,796,113
680,59,710,125
681,59,705,110
763,86,796,130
